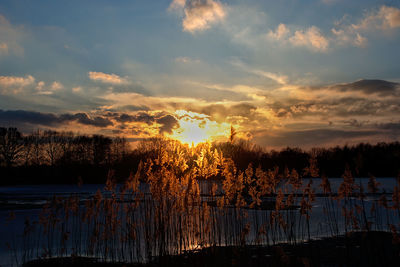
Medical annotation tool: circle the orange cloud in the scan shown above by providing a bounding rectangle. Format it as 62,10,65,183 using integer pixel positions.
51,81,63,91
0,75,34,87
353,5,400,30
0,75,35,94
268,23,289,40
88,71,128,85
268,24,329,52
171,0,226,33
289,26,329,52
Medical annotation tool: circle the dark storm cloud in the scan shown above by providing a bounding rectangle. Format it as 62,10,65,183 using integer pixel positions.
279,79,400,119
114,112,156,124
0,109,60,125
377,122,400,131
111,111,179,134
0,109,113,128
156,114,179,134
60,113,113,127
332,80,400,96
269,96,400,119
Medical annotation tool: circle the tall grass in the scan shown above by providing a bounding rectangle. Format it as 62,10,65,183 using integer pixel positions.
5,138,400,265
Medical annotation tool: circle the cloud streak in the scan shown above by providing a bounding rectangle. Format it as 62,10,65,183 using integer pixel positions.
0,109,113,128
231,60,289,85
88,71,129,85
0,14,24,56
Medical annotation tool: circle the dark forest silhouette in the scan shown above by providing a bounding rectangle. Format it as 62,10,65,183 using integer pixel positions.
0,127,399,185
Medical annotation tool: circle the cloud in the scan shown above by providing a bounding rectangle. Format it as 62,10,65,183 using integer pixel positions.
0,42,8,55
252,70,289,85
0,75,35,94
331,28,367,47
88,71,148,95
331,5,400,48
342,118,367,128
175,56,201,63
268,24,329,52
378,121,400,131
353,5,400,31
0,109,113,129
110,83,148,94
0,14,24,56
0,109,61,126
170,0,226,33
110,111,179,134
262,79,400,122
169,0,186,10
32,80,64,95
118,105,150,112
182,102,258,123
114,112,156,124
330,79,400,96
267,23,289,41
267,6,400,51
156,114,179,133
51,81,63,91
231,60,288,85
35,81,45,91
60,113,113,127
72,86,81,93
289,26,329,52
254,120,400,149
88,71,129,85
0,75,35,88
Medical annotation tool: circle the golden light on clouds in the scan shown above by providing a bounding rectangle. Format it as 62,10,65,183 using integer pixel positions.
169,110,232,146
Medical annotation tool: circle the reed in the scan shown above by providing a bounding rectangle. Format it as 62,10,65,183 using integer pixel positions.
4,138,400,266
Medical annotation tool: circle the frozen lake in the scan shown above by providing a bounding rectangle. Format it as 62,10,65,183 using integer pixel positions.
0,177,398,266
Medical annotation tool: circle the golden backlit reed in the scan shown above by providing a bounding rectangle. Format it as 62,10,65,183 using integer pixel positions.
6,137,400,265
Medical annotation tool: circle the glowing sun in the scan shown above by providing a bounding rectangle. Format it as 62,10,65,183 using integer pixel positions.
169,110,231,146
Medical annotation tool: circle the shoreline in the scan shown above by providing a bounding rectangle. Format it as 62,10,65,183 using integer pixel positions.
22,231,400,267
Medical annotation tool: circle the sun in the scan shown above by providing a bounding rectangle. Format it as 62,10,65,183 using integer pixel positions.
168,110,231,146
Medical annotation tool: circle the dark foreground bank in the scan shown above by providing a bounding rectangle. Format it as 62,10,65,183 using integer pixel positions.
23,231,400,267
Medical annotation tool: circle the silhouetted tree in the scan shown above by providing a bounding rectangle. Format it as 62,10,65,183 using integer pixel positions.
0,127,24,167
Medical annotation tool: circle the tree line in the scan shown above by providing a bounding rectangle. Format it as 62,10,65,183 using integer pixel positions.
217,140,400,178
0,127,399,185
0,127,129,167
0,127,134,184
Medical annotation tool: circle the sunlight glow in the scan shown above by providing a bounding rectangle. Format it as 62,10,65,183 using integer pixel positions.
169,110,232,146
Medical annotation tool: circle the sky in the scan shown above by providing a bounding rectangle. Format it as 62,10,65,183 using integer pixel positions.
0,0,400,149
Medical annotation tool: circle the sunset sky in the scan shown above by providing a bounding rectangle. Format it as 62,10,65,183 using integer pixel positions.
1,0,400,148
